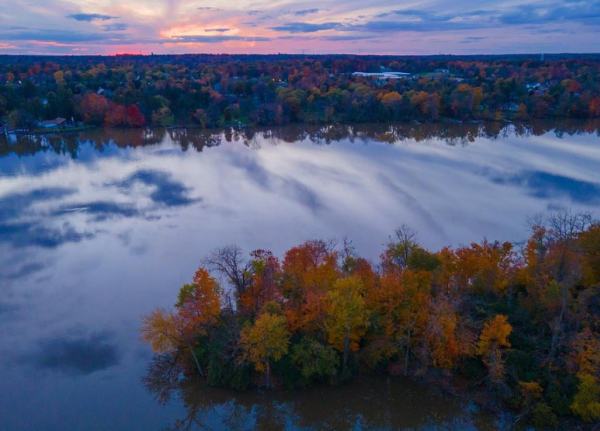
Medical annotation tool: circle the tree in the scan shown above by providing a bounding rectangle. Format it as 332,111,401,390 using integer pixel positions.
290,337,339,384
203,245,253,307
325,276,369,367
476,314,512,385
239,312,290,388
175,267,222,329
571,374,600,422
126,104,145,127
281,240,340,334
241,250,281,314
77,93,110,125
378,268,431,376
140,307,205,377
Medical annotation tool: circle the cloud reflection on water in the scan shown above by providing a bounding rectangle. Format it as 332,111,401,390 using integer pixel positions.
0,122,598,431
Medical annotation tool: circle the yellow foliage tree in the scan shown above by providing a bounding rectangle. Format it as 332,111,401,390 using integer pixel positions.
240,313,290,388
477,314,512,385
325,276,370,367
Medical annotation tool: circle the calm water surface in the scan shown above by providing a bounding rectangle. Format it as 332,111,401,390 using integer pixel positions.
1,122,599,431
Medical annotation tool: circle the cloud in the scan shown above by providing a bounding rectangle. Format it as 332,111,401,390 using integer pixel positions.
204,28,230,32
347,19,480,33
197,7,222,11
490,171,600,205
103,23,129,32
2,262,47,280
497,1,600,25
171,35,270,43
376,9,453,21
0,221,94,248
460,36,489,43
116,169,201,207
270,22,342,33
32,330,121,376
0,28,126,43
53,201,140,222
67,13,118,22
293,9,321,16
0,187,75,222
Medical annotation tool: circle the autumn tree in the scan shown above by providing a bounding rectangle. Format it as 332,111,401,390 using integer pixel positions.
571,374,600,422
476,314,512,385
281,240,340,335
325,276,370,367
140,307,205,376
378,267,431,376
239,312,290,388
241,250,282,314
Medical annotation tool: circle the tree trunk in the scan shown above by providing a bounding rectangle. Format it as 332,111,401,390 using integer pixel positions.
186,339,204,377
404,325,411,377
343,324,351,368
266,361,271,389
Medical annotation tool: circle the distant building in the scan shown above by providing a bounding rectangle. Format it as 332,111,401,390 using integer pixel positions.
352,71,411,79
40,117,67,129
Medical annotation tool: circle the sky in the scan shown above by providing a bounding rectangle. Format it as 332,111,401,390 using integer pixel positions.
0,0,599,55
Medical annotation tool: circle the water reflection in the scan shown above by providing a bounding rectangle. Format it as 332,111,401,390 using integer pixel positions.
2,120,600,160
0,122,598,431
143,355,496,431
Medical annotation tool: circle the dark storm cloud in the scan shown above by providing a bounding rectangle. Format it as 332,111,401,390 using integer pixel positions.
33,331,121,376
67,13,118,22
269,22,342,33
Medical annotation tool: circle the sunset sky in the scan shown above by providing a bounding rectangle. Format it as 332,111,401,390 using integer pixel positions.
1,0,599,55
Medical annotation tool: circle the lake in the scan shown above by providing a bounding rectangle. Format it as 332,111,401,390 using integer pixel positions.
1,121,599,431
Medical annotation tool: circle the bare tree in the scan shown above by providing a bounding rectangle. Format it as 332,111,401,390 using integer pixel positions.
202,245,252,300
387,225,419,268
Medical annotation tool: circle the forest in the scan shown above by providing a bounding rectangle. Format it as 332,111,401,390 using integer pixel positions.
141,210,600,429
1,54,600,130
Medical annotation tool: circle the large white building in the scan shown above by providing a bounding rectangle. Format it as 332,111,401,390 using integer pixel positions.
352,71,411,79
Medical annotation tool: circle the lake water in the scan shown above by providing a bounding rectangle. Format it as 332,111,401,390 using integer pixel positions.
1,122,599,431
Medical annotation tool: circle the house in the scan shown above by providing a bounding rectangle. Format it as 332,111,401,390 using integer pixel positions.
40,117,67,129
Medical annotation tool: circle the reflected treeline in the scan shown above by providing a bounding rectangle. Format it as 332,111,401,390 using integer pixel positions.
2,120,599,159
143,354,497,431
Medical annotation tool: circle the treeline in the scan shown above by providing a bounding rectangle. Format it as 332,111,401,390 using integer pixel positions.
1,54,600,129
141,211,600,429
